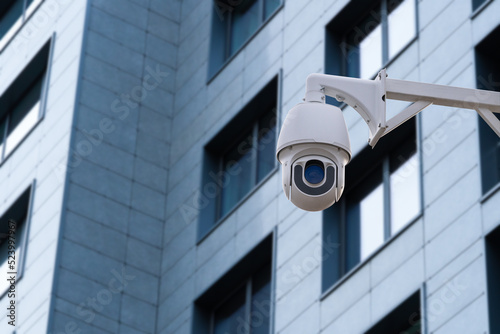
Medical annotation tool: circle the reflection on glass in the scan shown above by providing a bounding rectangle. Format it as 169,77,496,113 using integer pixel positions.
5,101,40,157
230,0,260,56
360,183,385,260
257,110,277,182
0,0,24,42
0,118,6,158
472,0,488,11
220,133,254,217
250,264,271,334
4,73,43,157
264,0,280,20
213,286,247,334
360,24,383,79
388,0,416,59
390,153,420,234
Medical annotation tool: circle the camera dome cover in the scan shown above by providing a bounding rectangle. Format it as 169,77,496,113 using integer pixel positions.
276,102,352,162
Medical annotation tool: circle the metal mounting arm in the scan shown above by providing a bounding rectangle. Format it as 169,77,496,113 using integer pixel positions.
304,70,500,147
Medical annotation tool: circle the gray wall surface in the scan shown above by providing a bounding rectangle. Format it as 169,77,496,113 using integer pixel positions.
50,0,178,333
0,0,499,333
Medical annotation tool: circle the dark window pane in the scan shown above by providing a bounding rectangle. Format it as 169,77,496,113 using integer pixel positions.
476,25,500,194
230,0,260,56
5,74,43,156
0,117,6,157
473,0,488,11
264,0,280,20
365,290,421,334
220,132,254,217
8,73,43,134
250,264,271,334
257,109,277,182
213,285,247,334
0,0,23,41
345,45,360,78
486,226,500,333
0,188,29,295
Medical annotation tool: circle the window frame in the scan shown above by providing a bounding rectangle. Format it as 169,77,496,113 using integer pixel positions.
194,233,276,334
475,24,500,200
325,0,419,80
215,109,278,220
345,0,418,79
321,117,423,297
485,224,500,334
0,35,53,166
209,262,271,334
365,289,424,334
208,0,283,82
0,180,35,299
198,74,281,242
0,0,44,53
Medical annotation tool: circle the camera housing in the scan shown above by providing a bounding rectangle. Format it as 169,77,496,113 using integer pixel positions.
276,102,351,211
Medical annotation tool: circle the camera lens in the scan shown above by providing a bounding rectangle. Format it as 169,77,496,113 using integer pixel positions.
304,160,324,184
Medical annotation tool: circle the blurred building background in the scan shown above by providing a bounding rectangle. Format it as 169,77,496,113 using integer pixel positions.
0,0,499,333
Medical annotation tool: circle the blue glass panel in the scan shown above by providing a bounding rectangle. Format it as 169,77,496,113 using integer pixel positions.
230,0,259,56
0,0,23,41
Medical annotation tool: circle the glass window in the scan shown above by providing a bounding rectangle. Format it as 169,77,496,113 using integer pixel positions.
4,75,43,157
388,0,417,59
0,40,49,163
213,286,247,334
220,131,254,217
209,0,282,77
365,290,421,334
212,263,271,334
194,235,273,333
199,77,278,240
0,0,23,41
390,141,420,234
359,24,383,79
0,0,42,50
327,0,417,80
486,225,500,333
264,0,280,20
218,108,277,219
230,0,260,55
358,183,385,260
322,119,420,291
475,25,500,194
0,118,6,157
250,263,271,333
0,186,31,297
472,0,489,12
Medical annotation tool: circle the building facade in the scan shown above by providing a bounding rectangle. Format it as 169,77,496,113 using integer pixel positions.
0,0,500,333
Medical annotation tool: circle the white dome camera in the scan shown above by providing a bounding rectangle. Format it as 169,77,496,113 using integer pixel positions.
276,70,500,211
276,102,351,211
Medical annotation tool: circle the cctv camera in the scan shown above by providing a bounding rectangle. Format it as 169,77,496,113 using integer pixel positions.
276,102,351,211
